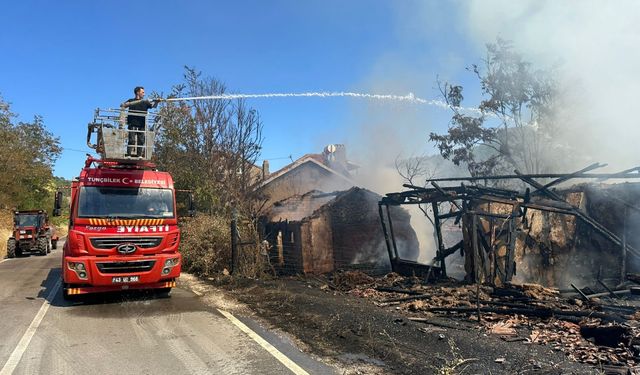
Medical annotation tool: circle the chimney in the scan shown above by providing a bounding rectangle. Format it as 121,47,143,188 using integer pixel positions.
262,160,270,179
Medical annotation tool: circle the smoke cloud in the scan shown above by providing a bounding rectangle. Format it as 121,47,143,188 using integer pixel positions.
460,0,640,171
342,1,640,268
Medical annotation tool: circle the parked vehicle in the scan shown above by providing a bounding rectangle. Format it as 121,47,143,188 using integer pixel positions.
6,210,57,257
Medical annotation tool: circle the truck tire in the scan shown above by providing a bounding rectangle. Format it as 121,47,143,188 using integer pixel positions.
62,285,77,301
7,239,16,258
156,287,172,298
51,239,58,250
37,237,48,256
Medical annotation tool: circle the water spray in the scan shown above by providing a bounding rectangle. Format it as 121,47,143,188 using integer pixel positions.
128,91,482,114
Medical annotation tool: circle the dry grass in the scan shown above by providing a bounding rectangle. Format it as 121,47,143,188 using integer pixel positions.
0,210,12,259
179,214,232,276
179,213,270,278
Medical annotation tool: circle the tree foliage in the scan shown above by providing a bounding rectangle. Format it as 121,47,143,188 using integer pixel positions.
155,67,265,217
0,95,62,210
429,39,557,177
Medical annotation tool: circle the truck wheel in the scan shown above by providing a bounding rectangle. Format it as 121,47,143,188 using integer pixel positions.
156,287,172,298
61,283,78,301
62,288,76,301
6,239,16,258
37,237,48,256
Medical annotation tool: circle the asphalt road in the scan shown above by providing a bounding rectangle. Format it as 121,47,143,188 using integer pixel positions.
0,247,335,375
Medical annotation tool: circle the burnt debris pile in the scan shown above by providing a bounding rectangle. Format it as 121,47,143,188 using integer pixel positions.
322,270,640,372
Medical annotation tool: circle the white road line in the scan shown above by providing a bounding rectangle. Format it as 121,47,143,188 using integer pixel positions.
192,290,203,296
0,280,61,375
217,309,310,375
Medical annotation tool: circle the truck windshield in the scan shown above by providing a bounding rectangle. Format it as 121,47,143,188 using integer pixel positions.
17,214,40,227
77,187,175,218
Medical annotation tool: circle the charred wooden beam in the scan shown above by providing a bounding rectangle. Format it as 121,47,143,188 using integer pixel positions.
467,210,513,219
596,166,640,181
384,204,400,260
431,181,462,210
597,279,618,299
437,211,462,220
563,289,631,299
375,287,424,295
423,169,640,182
571,283,591,301
426,306,627,323
533,162,605,194
505,207,517,281
441,240,464,258
432,202,447,277
463,184,521,199
378,203,396,265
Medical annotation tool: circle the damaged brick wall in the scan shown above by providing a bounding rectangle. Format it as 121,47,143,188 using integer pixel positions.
263,187,420,274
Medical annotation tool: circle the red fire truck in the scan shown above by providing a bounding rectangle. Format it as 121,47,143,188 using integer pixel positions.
55,107,191,299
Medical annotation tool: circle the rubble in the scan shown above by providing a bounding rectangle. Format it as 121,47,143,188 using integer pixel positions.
323,271,640,372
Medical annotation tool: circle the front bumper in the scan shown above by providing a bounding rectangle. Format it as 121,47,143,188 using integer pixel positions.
63,253,181,294
65,280,177,295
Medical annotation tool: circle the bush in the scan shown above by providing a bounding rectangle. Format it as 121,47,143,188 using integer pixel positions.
179,213,231,277
179,212,272,278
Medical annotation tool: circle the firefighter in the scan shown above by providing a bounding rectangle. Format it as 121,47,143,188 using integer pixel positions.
121,86,163,156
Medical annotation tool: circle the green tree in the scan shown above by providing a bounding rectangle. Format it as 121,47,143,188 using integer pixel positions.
429,39,558,177
0,95,62,210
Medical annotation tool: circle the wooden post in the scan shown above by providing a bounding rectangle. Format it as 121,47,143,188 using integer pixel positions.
432,202,447,277
378,203,396,265
472,213,481,323
385,205,400,260
505,206,518,282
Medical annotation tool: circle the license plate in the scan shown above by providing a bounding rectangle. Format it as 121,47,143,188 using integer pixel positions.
112,276,139,283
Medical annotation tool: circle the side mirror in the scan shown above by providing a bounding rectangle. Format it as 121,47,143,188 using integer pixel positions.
53,191,63,217
188,192,195,217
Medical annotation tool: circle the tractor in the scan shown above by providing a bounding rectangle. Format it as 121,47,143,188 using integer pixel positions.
6,210,57,258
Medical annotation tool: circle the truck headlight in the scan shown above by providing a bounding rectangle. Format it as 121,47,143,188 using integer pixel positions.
164,258,180,267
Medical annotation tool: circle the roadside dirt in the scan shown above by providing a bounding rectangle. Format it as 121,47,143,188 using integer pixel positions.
184,273,602,375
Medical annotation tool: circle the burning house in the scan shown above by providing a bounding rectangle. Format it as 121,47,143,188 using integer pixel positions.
257,144,421,274
261,187,420,274
379,164,640,289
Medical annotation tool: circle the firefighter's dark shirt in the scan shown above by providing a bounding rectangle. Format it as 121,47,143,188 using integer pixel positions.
125,98,154,129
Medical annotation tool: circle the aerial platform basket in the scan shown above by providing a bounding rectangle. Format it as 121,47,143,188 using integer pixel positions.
86,108,158,161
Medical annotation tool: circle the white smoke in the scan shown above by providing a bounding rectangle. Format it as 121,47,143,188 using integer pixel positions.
459,0,640,171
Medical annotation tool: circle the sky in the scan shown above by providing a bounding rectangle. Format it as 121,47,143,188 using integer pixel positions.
1,1,638,188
